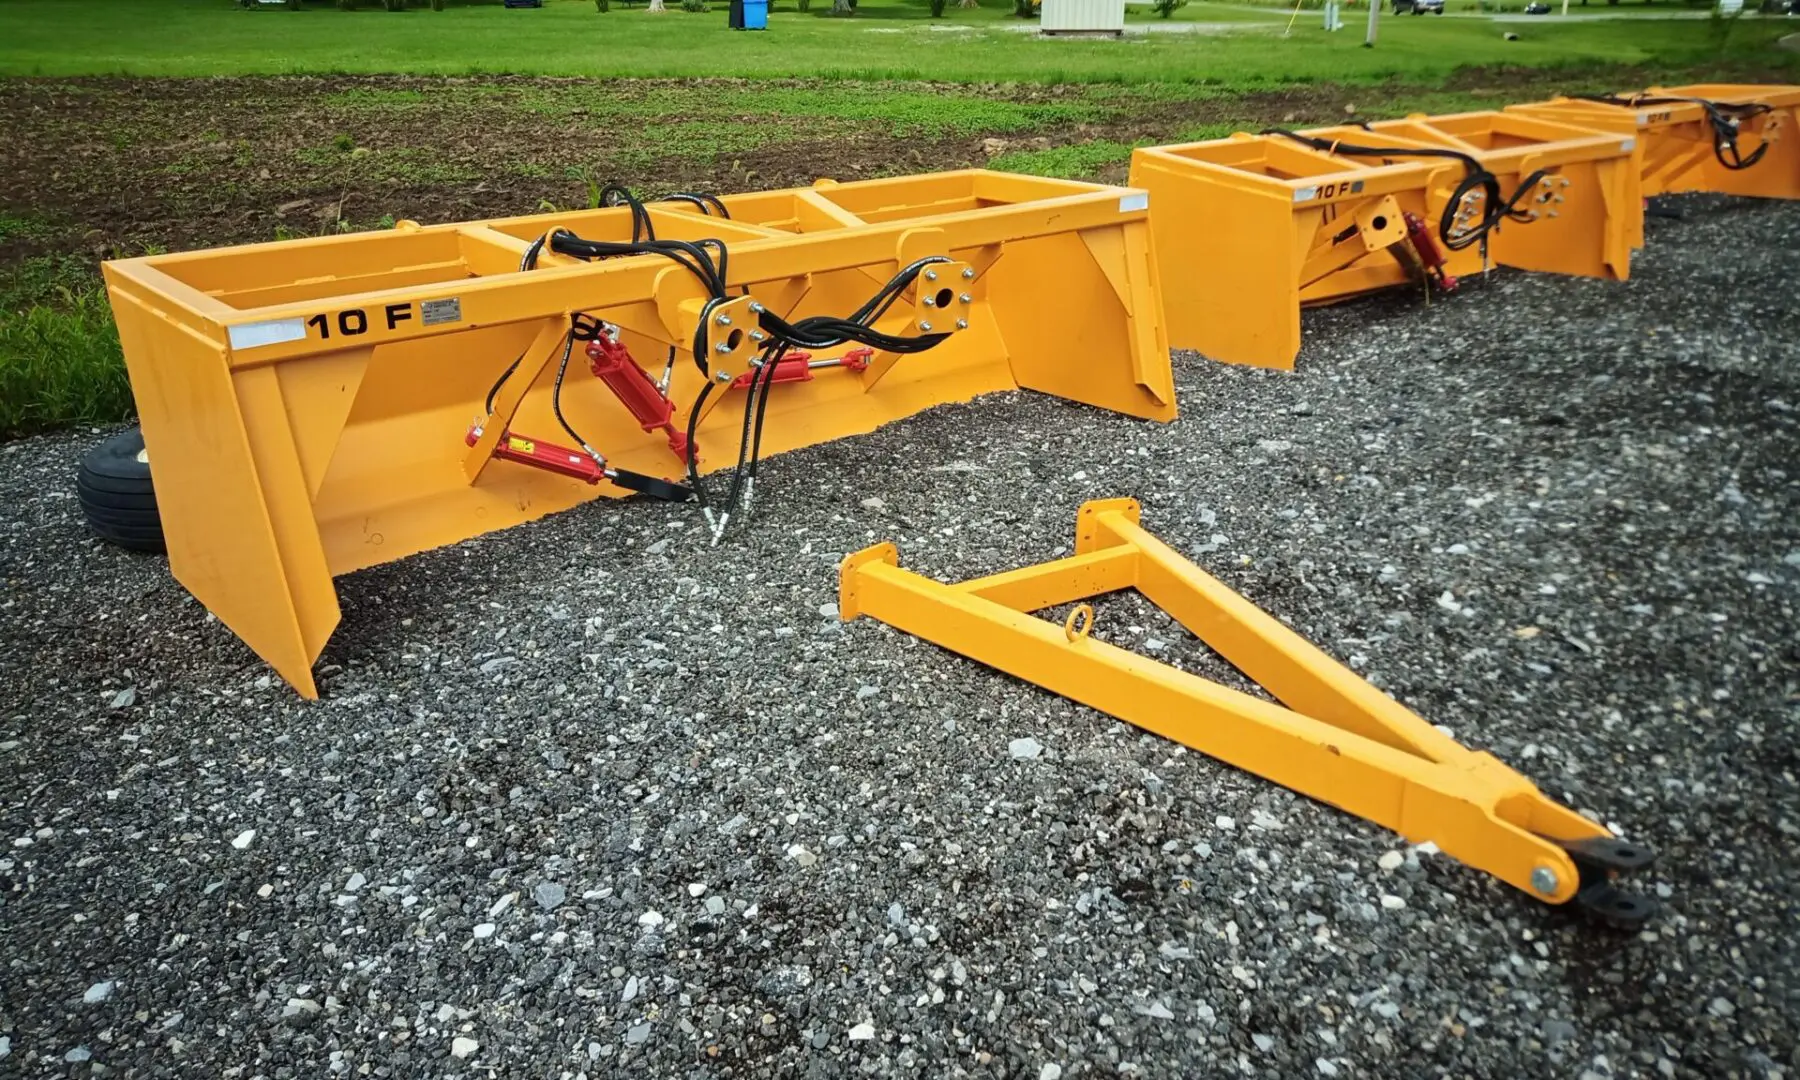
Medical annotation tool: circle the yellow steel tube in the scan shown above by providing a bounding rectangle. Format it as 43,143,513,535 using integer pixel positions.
953,546,1141,612
837,541,1586,903
1084,506,1467,762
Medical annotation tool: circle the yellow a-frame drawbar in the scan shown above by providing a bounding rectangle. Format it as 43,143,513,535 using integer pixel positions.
839,499,1655,924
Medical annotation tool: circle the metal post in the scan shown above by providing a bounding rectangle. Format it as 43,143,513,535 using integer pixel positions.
1364,0,1379,46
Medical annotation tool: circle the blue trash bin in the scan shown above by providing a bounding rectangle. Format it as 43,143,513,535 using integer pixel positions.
742,0,767,29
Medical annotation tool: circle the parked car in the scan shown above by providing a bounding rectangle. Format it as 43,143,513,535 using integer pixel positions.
1393,0,1445,13
1523,2,1551,12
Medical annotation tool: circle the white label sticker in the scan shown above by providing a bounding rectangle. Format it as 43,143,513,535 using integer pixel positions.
1293,186,1319,203
1118,192,1149,213
1620,138,1636,152
227,318,307,350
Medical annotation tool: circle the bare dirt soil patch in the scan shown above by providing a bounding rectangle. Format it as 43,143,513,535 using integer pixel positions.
0,66,1748,259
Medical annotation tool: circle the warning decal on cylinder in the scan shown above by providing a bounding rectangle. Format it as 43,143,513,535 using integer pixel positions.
421,298,463,327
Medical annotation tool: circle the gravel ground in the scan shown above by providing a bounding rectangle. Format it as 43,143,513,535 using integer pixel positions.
2,194,1797,1080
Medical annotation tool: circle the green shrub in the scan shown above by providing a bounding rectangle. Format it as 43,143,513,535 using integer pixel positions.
596,0,609,9
431,0,447,9
0,287,131,441
929,0,947,13
680,0,709,11
1152,0,1185,15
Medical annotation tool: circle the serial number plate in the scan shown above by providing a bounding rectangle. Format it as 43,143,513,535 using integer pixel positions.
421,297,463,326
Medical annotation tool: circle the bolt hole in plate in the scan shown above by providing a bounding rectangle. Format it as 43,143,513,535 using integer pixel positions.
726,328,744,351
1370,215,1389,231
933,287,955,309
1573,883,1656,929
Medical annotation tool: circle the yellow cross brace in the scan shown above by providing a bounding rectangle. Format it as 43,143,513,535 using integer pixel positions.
838,498,1655,924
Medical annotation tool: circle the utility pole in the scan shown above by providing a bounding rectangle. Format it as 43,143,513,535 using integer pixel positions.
1364,0,1379,46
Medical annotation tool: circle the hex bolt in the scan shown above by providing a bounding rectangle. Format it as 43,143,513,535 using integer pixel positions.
924,269,939,281
955,319,969,330
962,268,975,279
716,314,733,327
713,370,734,383
959,293,972,304
1530,867,1559,895
748,301,766,313
750,330,767,342
715,342,733,354
923,295,937,307
919,321,934,332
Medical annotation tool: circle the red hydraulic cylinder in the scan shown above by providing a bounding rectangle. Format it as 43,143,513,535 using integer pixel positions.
585,333,691,460
730,346,877,388
465,427,607,484
1403,212,1458,292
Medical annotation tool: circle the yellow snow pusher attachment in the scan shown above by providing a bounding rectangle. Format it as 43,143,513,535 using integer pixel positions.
1510,84,1800,205
1128,111,1639,370
840,499,1656,924
100,172,1174,698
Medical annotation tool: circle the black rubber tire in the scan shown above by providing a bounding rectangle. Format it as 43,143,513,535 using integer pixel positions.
77,475,159,511
78,428,165,553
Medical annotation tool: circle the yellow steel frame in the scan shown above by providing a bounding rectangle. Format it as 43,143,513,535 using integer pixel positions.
1129,112,1638,371
1510,84,1800,203
839,499,1654,920
102,171,1174,698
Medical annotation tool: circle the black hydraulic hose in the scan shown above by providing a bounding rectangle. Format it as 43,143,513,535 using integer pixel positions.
546,330,590,459
683,379,716,506
1262,129,1552,252
1574,93,1772,171
661,192,733,218
599,184,654,242
547,231,728,298
719,344,778,516
484,352,524,416
746,343,783,490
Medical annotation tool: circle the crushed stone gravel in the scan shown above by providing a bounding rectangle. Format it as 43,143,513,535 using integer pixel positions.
1,194,1797,1078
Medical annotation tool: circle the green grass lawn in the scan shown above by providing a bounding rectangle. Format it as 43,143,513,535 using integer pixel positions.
2,0,1795,84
